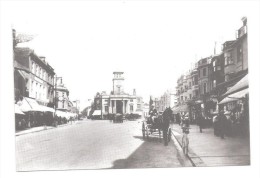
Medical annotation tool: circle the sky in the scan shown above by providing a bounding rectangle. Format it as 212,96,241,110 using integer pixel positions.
8,1,251,110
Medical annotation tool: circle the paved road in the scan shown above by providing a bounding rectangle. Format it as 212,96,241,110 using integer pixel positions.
16,119,192,171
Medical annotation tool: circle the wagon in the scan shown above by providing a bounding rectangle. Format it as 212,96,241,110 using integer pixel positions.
142,115,172,144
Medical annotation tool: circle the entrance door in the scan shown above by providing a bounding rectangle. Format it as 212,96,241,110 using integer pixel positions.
116,100,123,114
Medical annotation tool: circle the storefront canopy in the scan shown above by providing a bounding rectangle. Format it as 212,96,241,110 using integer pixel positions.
219,88,249,105
19,97,42,112
224,74,248,96
18,97,55,112
15,104,25,115
92,110,101,116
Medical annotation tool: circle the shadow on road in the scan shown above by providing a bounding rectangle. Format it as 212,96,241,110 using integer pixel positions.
111,135,190,169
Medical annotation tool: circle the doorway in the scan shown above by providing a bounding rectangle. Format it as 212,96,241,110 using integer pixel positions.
116,100,123,114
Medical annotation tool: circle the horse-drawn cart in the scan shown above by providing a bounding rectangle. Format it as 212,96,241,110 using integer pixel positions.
142,115,172,145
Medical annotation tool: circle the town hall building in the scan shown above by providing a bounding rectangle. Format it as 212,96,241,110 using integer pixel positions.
93,71,143,118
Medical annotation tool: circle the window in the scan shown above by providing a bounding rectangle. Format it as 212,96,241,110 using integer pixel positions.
189,82,191,88
42,70,45,80
225,51,233,65
203,68,207,76
237,45,243,62
213,80,216,88
203,83,207,94
43,86,45,99
130,105,133,112
137,104,141,109
35,82,38,98
62,101,65,108
31,62,35,73
31,81,34,94
35,65,38,76
105,106,108,112
195,76,198,85
39,85,42,99
213,61,216,72
181,96,183,101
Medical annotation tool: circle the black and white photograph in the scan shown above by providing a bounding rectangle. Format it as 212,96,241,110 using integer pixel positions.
0,0,260,178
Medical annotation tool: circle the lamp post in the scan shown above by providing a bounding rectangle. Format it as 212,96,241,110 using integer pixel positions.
54,76,62,126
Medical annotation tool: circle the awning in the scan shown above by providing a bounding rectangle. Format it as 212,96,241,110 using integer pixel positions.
224,74,248,96
219,88,249,105
17,70,30,80
92,110,101,116
15,104,25,115
18,97,42,112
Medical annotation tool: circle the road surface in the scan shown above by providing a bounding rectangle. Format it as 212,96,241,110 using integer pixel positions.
16,119,192,171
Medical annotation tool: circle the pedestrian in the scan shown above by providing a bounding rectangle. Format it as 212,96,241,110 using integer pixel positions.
218,110,227,139
198,112,204,133
213,112,219,136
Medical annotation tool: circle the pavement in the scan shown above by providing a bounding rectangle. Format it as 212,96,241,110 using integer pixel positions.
15,120,80,136
170,123,251,167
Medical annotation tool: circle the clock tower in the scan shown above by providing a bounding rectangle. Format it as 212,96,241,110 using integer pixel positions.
112,71,124,95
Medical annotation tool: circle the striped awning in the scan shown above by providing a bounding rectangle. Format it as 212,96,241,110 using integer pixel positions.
219,88,249,105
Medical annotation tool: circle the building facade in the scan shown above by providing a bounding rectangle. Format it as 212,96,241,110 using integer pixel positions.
174,17,249,123
93,72,143,118
14,47,55,106
55,78,71,111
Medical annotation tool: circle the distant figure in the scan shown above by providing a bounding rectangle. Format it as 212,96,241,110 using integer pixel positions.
197,112,204,133
218,110,227,139
213,112,219,136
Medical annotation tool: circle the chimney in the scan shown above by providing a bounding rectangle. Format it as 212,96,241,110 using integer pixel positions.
133,89,136,96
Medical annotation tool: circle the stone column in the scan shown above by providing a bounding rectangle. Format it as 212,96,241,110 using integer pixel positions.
122,99,125,114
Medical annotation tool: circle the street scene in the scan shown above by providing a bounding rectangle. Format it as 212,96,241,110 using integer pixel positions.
11,2,250,172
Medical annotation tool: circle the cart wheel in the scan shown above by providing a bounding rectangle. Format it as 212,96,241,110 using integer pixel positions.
168,128,172,142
